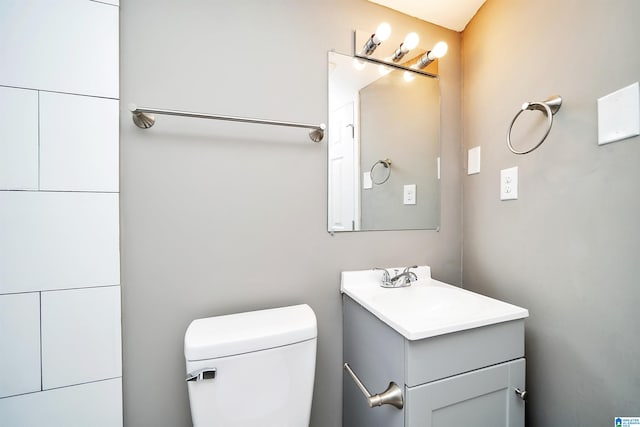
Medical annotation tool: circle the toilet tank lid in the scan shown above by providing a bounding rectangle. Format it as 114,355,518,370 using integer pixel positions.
184,304,317,361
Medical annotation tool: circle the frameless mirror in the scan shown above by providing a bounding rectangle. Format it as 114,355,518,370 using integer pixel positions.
327,51,441,232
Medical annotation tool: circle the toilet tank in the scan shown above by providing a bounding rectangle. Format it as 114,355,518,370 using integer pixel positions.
184,304,317,427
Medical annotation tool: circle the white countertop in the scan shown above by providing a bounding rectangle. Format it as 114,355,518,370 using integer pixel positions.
341,266,529,340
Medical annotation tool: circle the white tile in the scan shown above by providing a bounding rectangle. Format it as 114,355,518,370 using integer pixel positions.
0,293,41,398
0,191,120,294
40,92,119,192
0,378,123,427
41,286,121,389
0,86,39,190
0,0,118,98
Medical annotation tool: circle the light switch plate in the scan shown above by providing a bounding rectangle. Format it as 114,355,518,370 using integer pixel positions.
597,82,639,145
403,184,416,205
363,172,372,189
500,167,518,200
468,146,481,175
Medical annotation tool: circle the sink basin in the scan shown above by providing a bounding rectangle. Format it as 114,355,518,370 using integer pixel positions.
341,266,528,340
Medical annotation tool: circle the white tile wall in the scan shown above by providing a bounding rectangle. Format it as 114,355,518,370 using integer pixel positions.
40,92,119,192
0,86,39,190
0,0,121,420
41,286,121,389
0,378,123,427
0,293,41,398
0,0,118,98
0,191,120,294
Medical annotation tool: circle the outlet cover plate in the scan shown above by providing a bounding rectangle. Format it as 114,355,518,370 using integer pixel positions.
500,167,518,200
403,184,416,205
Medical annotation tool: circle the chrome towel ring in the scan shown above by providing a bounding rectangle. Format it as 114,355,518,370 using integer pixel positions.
370,158,392,185
507,95,562,155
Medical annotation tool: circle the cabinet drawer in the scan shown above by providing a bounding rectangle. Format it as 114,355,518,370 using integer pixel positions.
405,320,525,386
405,358,525,427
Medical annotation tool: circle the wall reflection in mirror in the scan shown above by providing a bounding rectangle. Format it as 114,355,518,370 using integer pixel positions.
327,51,441,232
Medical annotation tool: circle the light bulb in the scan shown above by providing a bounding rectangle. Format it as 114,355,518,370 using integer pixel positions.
403,32,419,51
361,22,392,56
430,41,448,59
375,22,391,42
391,31,420,62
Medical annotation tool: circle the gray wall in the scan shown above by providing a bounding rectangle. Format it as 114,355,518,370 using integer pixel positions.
120,1,461,426
360,70,441,230
462,0,640,425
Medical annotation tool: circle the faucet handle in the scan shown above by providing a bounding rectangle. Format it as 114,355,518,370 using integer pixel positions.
402,266,419,283
402,265,418,273
373,268,391,284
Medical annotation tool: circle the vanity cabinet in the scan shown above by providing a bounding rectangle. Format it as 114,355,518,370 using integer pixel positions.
343,295,526,427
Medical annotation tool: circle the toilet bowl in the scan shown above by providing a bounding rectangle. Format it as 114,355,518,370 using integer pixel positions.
184,304,317,427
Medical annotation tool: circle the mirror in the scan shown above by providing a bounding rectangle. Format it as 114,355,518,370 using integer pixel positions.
327,51,441,232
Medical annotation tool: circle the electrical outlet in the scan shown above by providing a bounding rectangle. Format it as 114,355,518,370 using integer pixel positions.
403,184,416,205
500,167,518,200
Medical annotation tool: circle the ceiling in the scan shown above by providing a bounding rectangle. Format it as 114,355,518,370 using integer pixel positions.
367,0,487,32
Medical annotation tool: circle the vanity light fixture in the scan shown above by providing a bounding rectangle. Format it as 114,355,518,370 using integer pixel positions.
391,32,419,62
416,41,448,69
360,22,391,56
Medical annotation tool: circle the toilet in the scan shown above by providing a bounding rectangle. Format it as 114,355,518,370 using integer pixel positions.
184,304,317,427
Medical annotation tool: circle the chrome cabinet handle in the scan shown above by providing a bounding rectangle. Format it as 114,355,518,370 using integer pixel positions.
514,387,528,401
343,363,403,409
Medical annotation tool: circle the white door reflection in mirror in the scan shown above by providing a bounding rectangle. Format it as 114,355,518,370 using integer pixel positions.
328,101,356,232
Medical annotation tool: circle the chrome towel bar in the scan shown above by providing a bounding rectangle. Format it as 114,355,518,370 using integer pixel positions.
129,104,326,143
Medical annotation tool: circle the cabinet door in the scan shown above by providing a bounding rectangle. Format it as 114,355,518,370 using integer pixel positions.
405,358,525,427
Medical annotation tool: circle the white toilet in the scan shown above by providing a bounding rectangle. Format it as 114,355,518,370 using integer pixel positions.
184,304,317,427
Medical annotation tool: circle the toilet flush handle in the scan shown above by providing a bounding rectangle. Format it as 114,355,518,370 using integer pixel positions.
186,368,217,382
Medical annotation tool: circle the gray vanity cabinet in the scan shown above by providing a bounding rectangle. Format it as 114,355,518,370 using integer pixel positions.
343,295,526,427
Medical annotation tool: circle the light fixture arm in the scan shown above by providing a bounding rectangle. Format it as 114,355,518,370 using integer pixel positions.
361,34,381,56
391,43,408,62
417,50,435,69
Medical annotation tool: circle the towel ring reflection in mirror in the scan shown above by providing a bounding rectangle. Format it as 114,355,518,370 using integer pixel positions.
370,158,392,185
507,95,562,155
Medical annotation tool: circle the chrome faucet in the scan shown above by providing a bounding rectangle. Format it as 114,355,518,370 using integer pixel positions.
373,266,418,288
373,267,392,286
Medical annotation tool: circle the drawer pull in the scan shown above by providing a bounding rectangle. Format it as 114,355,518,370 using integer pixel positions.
343,363,404,409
